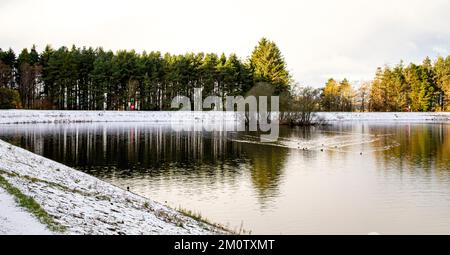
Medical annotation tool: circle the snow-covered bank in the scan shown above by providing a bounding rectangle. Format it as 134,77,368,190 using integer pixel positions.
0,110,450,124
316,112,450,122
0,110,238,124
0,188,53,235
0,139,225,235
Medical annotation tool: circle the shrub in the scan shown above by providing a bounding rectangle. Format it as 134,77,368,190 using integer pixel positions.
0,88,22,109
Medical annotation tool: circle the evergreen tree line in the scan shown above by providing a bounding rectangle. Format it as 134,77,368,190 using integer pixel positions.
0,38,290,110
2,39,450,113
0,46,253,110
321,56,450,112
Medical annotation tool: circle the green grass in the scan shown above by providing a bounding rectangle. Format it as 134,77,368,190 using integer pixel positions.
0,173,66,233
178,207,209,224
177,206,251,234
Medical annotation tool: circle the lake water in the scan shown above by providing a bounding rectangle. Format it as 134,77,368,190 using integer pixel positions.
1,122,450,234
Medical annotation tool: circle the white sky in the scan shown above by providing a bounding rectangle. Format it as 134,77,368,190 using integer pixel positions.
1,0,449,87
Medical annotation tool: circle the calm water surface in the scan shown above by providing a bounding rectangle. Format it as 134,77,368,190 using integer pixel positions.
1,122,450,234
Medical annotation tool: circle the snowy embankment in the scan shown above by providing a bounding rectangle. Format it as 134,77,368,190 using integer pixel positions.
0,110,450,124
0,110,239,124
0,188,53,235
0,139,225,235
316,112,450,122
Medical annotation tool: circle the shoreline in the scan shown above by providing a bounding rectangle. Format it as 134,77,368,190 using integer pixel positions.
0,139,227,235
0,110,450,125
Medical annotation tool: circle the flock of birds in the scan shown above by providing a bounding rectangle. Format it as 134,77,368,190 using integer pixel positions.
229,131,400,155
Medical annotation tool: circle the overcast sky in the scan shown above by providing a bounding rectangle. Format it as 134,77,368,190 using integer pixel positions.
1,0,449,87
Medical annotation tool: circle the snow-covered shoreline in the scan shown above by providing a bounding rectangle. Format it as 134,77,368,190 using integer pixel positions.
0,110,450,124
0,139,225,235
0,110,239,124
317,112,450,122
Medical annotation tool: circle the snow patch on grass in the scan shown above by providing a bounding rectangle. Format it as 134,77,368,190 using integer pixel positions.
0,172,65,232
0,187,53,235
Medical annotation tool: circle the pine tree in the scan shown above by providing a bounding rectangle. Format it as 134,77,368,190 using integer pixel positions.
338,79,354,111
321,78,340,111
16,46,43,108
40,45,55,108
0,48,16,89
249,38,290,94
434,56,450,110
369,67,386,111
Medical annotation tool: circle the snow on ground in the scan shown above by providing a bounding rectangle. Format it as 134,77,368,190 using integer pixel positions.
316,112,450,122
0,188,53,235
0,139,225,235
0,110,239,124
0,110,450,125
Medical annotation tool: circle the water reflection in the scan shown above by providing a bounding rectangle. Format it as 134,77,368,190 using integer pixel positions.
0,123,288,203
376,123,450,172
1,122,450,234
